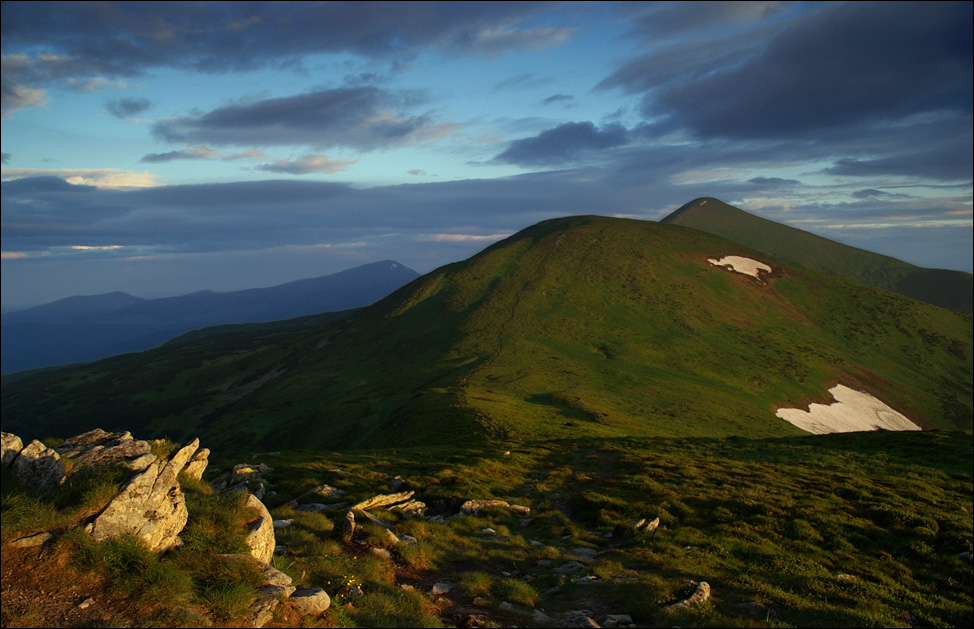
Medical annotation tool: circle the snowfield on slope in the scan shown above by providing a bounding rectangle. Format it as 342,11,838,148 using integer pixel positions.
776,384,921,434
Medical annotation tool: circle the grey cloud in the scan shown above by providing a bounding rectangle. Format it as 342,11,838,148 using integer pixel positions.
542,94,573,105
1,153,10,165
649,2,972,139
106,97,151,119
152,87,438,150
140,147,221,163
617,1,795,39
747,177,799,187
493,73,548,93
256,155,355,175
493,121,629,167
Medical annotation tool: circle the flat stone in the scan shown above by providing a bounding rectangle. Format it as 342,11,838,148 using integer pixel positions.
291,587,331,616
10,531,54,548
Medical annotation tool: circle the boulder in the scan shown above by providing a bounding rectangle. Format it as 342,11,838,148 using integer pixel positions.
1,432,23,467
341,510,356,542
291,587,331,616
460,499,530,517
351,490,415,511
89,439,200,553
243,493,276,564
55,429,156,473
12,440,66,492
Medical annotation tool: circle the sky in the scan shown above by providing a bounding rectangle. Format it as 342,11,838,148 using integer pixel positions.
2,1,971,308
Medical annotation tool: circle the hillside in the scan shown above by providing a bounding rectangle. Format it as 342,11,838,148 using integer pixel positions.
662,198,974,312
1,261,419,374
2,215,970,454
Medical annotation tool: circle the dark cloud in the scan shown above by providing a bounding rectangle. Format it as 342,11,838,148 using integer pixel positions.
1,153,10,165
1,2,573,115
106,97,151,119
493,121,629,166
646,2,972,139
542,94,573,105
616,1,795,39
152,87,440,150
822,142,974,182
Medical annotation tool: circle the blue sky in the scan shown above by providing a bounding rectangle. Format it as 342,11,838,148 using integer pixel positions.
2,1,971,306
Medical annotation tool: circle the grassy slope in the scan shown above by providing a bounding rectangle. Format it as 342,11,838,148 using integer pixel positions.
2,216,971,453
662,198,974,313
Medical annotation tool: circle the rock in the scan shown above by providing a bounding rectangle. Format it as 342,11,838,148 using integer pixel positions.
351,490,415,511
10,531,54,548
291,587,331,616
738,601,767,616
958,551,973,564
572,576,601,585
342,510,356,542
354,507,395,530
571,547,598,561
55,429,156,474
296,502,348,513
300,483,346,499
77,597,95,610
12,440,66,492
389,499,427,517
459,614,491,628
561,615,600,628
430,582,452,595
248,585,288,628
460,499,531,517
663,581,710,612
389,475,405,490
182,448,209,481
836,573,856,581
244,494,276,564
472,596,491,607
602,614,633,627
273,519,294,529
259,563,293,589
1,432,23,467
554,561,587,574
89,439,199,553
630,516,660,535
498,601,516,612
371,547,392,560
533,609,553,623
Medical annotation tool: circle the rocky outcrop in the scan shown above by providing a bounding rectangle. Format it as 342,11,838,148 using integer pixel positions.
88,439,200,553
11,440,66,492
182,448,210,481
460,499,531,517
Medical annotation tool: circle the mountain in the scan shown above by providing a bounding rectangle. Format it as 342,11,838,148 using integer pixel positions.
0,260,419,373
2,215,970,453
662,198,974,313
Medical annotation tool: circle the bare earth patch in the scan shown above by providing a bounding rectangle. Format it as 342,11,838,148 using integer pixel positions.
776,384,921,434
707,255,772,278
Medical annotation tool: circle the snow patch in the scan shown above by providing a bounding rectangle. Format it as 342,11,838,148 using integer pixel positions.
708,255,772,278
776,384,921,434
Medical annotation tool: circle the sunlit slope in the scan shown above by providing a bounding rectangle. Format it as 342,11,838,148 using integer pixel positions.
2,216,971,453
662,197,974,312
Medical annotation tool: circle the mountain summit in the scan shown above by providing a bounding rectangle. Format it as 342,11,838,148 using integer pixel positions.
662,198,973,312
3,214,969,453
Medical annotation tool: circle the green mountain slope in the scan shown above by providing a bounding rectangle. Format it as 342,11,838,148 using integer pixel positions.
2,216,971,453
662,198,974,312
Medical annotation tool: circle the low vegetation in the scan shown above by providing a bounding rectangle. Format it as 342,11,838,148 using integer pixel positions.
4,429,970,627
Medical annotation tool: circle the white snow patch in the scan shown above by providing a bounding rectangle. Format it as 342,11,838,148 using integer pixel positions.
708,255,772,278
776,384,921,435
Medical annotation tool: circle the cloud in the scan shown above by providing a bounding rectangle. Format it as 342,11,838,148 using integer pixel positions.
106,97,151,119
646,2,972,139
1,168,162,190
1,2,577,114
152,87,444,150
140,147,221,163
256,155,356,175
1,76,47,116
542,94,573,106
1,153,10,165
493,121,629,166
748,177,799,187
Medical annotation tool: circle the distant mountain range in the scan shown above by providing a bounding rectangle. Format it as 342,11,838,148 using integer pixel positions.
0,260,419,373
662,197,973,313
3,205,969,453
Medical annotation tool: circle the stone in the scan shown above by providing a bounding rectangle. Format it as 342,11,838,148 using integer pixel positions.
389,499,427,517
342,510,356,541
738,601,767,616
12,440,66,492
554,561,587,574
296,502,348,513
371,547,392,560
533,609,553,623
630,516,660,535
182,448,209,481
460,499,531,517
300,483,346,499
430,582,451,595
10,531,54,548
389,475,405,490
244,493,276,564
291,587,331,616
89,438,200,553
663,581,710,612
55,429,156,474
273,519,294,529
351,490,415,511
602,614,633,627
561,615,600,628
1,432,23,467
354,507,395,530
571,547,598,561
